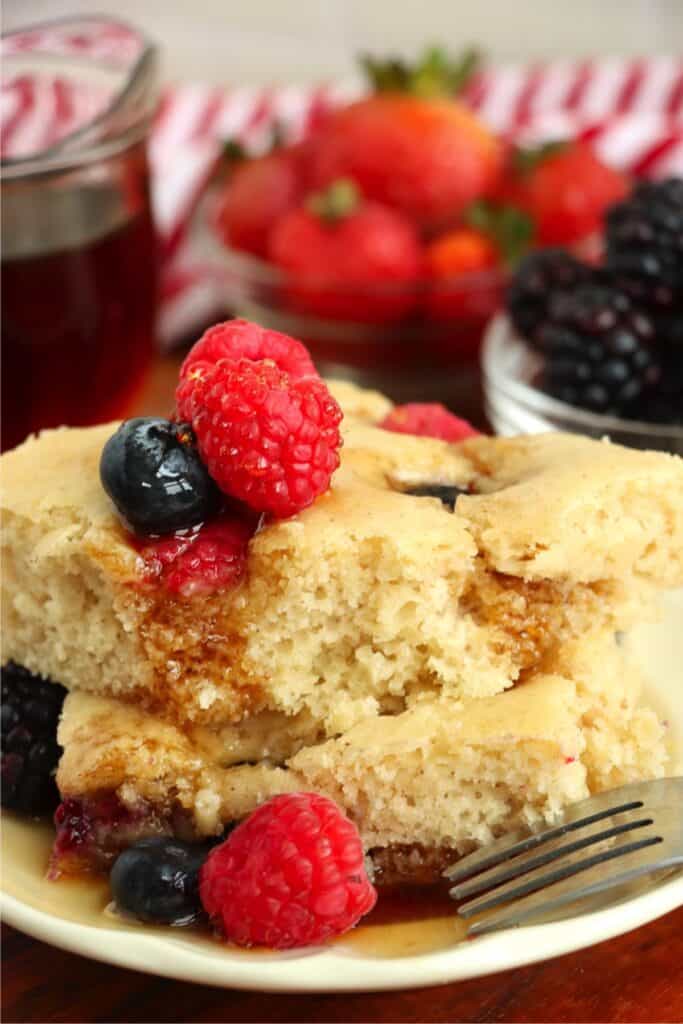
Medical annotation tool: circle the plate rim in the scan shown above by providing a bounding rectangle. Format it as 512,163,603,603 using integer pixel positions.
3,873,683,992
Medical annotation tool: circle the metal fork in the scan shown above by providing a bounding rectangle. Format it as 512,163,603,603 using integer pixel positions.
444,777,683,937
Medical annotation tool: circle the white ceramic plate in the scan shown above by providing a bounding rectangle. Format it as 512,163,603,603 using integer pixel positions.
3,593,683,993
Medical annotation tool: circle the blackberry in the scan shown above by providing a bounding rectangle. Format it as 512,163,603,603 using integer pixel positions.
1,663,67,816
538,282,660,416
507,249,591,345
631,311,683,424
636,393,683,426
605,177,683,311
100,418,221,537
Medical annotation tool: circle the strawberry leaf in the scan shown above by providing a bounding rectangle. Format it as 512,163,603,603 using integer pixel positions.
221,138,249,164
465,200,535,267
221,121,287,165
512,140,571,177
361,45,480,98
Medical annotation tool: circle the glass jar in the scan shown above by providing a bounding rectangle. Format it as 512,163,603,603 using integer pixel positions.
1,17,159,451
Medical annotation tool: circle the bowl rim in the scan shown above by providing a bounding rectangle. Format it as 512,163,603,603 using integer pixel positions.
482,314,683,440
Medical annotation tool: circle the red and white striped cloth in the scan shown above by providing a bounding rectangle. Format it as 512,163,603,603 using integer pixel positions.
2,47,683,345
1,18,144,158
152,59,683,345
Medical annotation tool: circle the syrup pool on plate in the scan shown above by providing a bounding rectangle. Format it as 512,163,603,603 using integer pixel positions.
1,814,467,957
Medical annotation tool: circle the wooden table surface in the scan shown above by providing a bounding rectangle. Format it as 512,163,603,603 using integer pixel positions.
3,354,683,1024
4,909,683,1023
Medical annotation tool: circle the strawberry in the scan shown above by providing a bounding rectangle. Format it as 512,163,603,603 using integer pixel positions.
216,145,303,258
425,201,532,320
267,179,423,323
308,48,502,233
499,142,629,246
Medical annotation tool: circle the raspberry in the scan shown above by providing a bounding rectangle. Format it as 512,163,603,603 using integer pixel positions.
176,359,343,519
199,792,377,948
137,517,254,597
179,320,318,387
380,403,480,443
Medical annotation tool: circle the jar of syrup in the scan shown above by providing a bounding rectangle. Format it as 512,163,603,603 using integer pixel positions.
1,17,160,451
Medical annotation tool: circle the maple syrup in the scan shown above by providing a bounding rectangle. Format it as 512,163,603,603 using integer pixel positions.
1,22,159,454
1,202,158,452
2,815,467,958
338,884,469,958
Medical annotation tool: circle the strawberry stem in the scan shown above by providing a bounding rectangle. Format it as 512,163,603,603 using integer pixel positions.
307,179,360,222
512,140,571,176
221,121,286,165
221,138,248,164
360,45,480,98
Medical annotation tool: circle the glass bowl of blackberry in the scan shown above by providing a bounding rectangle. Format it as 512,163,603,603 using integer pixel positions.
483,178,683,456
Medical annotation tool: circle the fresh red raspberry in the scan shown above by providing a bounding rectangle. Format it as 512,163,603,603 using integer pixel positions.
176,359,343,519
136,517,254,597
380,403,480,442
179,319,318,386
199,792,377,948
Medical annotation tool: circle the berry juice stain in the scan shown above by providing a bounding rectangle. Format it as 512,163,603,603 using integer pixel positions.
1,205,158,452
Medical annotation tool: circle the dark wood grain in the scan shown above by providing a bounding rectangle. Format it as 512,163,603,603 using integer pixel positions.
3,909,683,1023
4,356,682,1023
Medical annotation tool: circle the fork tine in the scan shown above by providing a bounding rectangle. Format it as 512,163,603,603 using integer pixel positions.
444,799,643,883
457,834,662,918
467,853,683,937
451,815,654,901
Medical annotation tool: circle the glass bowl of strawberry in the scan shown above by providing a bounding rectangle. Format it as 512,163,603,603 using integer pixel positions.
201,47,629,428
483,180,683,455
203,185,512,426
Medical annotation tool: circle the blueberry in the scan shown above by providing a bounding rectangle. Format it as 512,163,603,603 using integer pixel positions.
110,837,210,925
401,483,469,511
100,418,221,536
